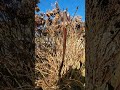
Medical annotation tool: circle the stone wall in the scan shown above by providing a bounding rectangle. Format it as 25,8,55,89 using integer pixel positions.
86,0,120,90
0,1,35,89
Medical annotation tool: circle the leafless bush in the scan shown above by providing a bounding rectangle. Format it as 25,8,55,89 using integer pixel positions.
35,2,85,90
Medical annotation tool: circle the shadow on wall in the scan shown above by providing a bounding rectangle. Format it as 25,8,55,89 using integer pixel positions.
0,0,35,89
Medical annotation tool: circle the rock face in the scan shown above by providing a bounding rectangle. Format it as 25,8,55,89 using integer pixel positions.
86,0,120,90
0,1,35,89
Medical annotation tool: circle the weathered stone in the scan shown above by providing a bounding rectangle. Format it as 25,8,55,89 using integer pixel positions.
86,0,120,90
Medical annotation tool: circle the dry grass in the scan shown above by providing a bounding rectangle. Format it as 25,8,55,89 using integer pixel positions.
35,3,85,89
0,1,85,90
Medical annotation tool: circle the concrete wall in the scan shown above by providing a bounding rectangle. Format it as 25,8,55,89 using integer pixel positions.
86,0,120,90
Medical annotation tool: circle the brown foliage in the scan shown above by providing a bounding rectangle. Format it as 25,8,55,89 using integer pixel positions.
35,2,85,90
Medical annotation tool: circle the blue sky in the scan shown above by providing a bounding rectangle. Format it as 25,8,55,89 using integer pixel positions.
36,0,85,21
